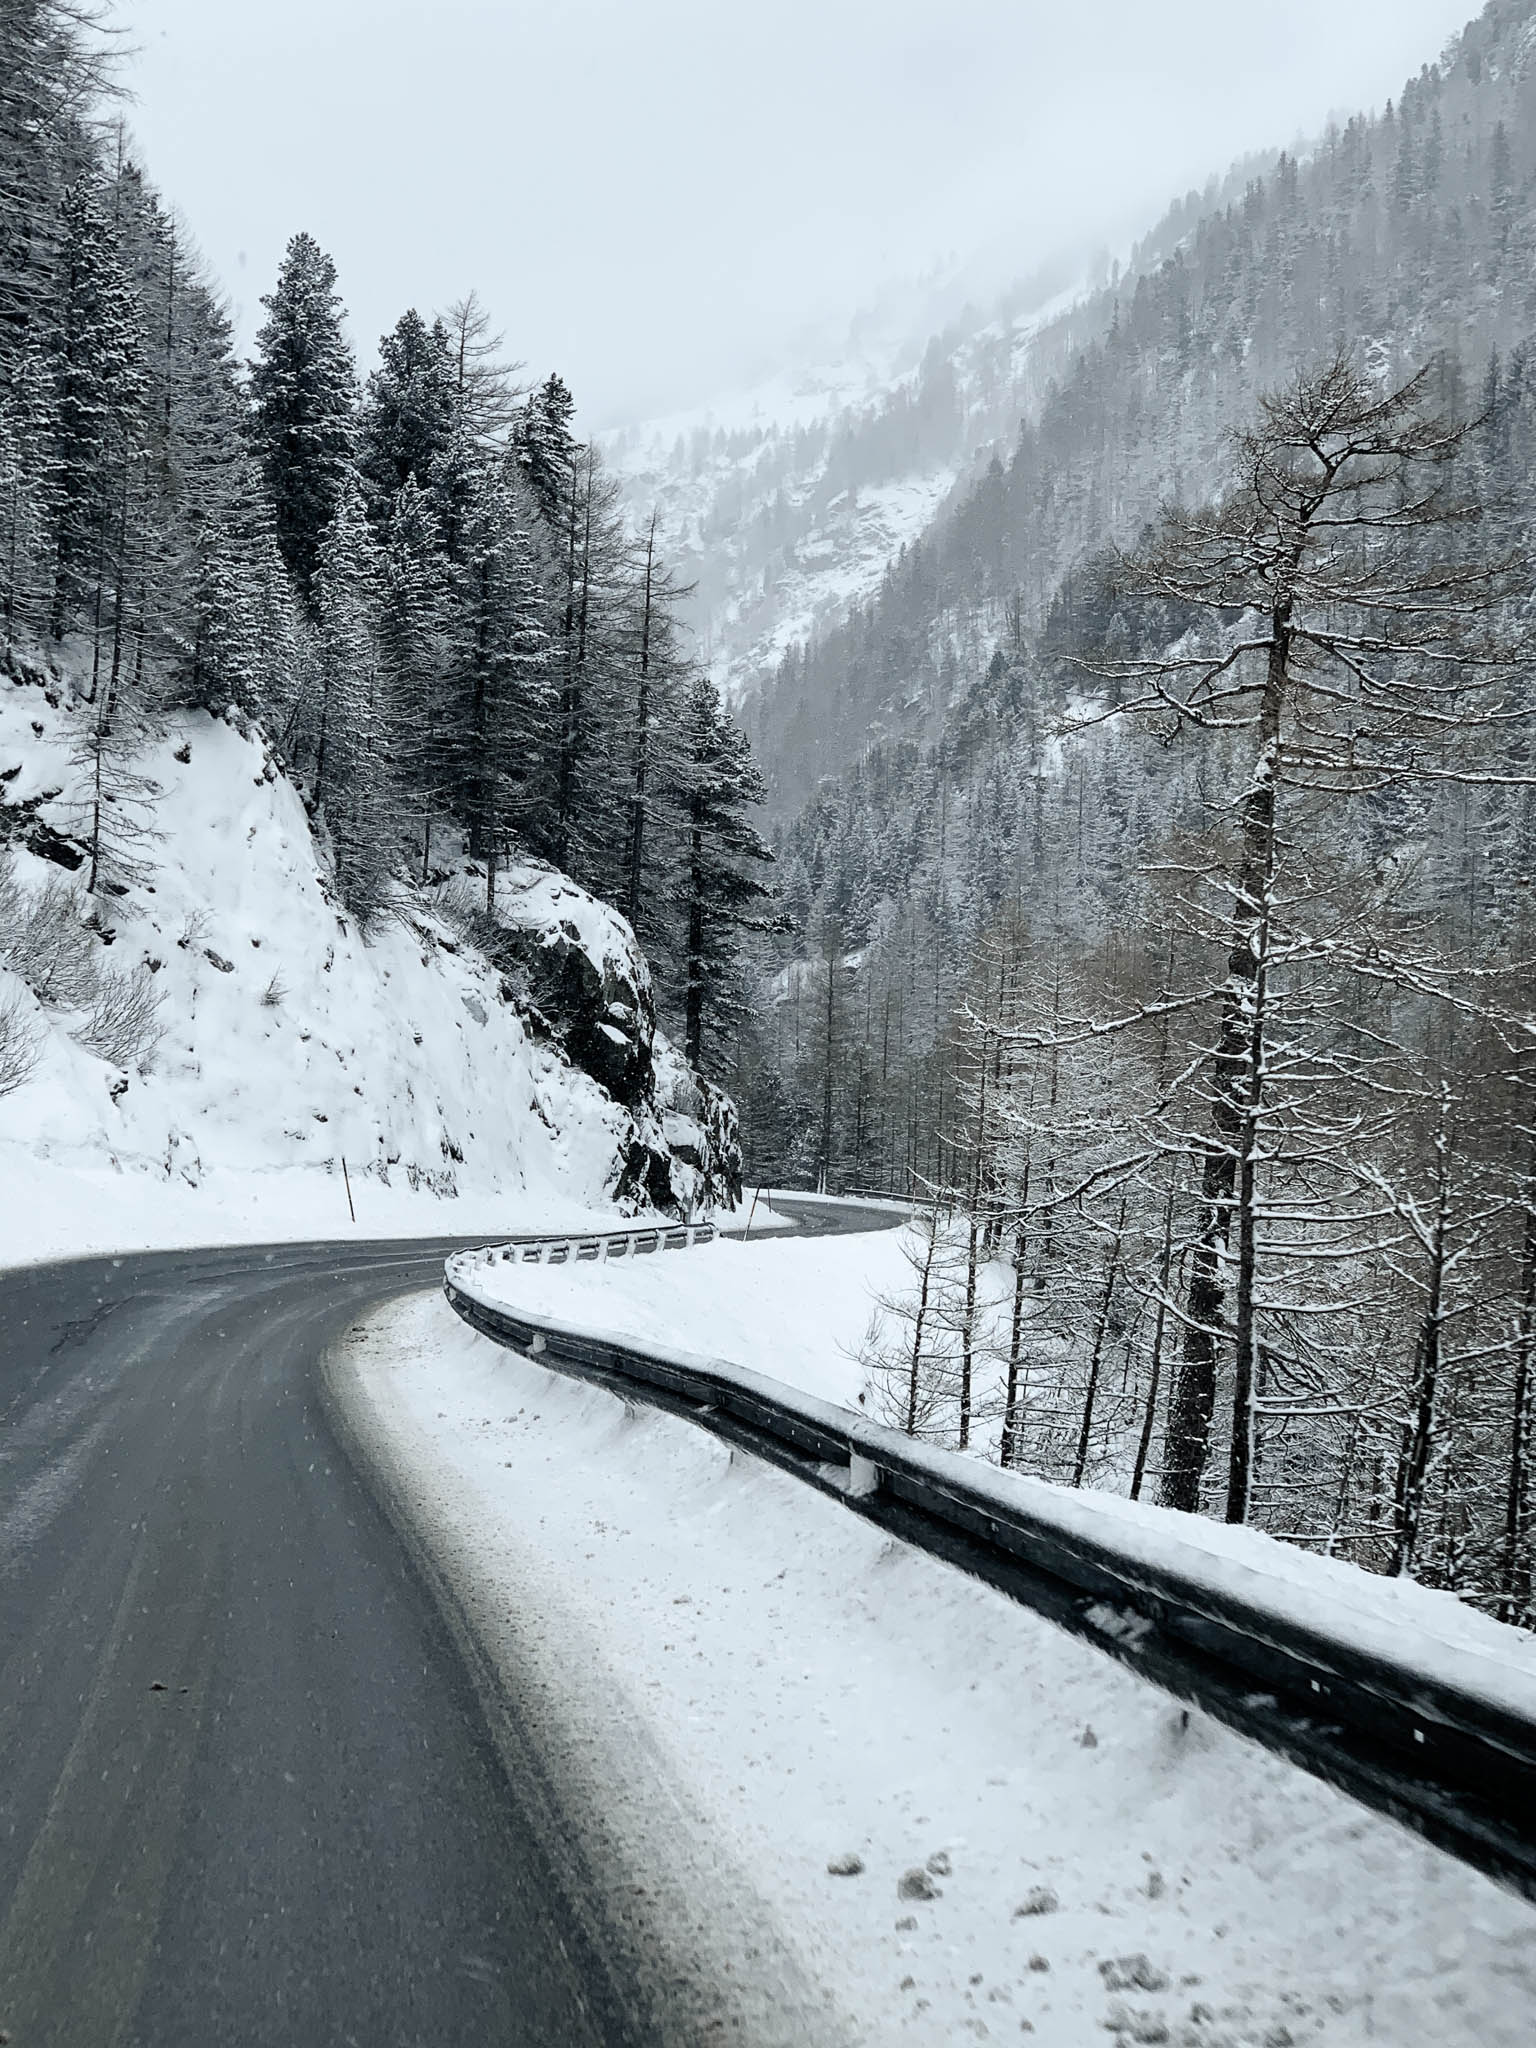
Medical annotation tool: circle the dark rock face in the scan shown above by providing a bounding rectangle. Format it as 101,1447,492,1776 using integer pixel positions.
473,863,743,1216
505,918,656,1108
489,871,657,1111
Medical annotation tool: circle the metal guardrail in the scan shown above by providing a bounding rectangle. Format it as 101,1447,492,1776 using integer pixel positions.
442,1249,1536,1906
445,1220,715,1281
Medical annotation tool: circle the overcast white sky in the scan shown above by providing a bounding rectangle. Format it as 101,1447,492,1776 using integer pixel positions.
120,0,1477,429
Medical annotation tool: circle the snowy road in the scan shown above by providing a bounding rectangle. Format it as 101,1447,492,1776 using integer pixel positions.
0,1204,891,2048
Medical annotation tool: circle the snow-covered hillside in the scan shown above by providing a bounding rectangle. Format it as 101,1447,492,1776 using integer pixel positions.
0,645,730,1263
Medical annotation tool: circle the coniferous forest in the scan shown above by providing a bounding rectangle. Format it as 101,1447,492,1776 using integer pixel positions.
728,0,1536,1616
0,0,773,1088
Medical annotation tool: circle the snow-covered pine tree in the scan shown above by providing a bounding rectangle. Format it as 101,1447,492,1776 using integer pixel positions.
45,171,145,644
377,476,453,881
515,371,576,536
123,186,268,703
357,309,457,526
310,475,389,919
0,348,54,645
180,523,259,714
676,675,775,1074
549,443,630,888
619,509,693,948
248,233,356,611
0,2,112,365
453,456,551,911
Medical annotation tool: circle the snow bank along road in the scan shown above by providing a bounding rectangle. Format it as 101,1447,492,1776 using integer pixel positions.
443,1244,1536,1911
0,1203,893,2048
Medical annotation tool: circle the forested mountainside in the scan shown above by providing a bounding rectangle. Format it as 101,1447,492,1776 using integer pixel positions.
0,0,774,1222
603,248,1083,703
731,0,1536,1616
745,0,1535,817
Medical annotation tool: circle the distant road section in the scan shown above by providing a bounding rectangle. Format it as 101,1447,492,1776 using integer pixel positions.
0,1202,892,2047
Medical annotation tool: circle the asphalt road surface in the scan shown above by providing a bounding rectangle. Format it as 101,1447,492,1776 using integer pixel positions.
0,1197,896,2047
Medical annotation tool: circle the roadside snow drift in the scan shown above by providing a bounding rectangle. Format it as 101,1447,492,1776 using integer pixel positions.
461,1227,1536,1716
334,1284,1536,2048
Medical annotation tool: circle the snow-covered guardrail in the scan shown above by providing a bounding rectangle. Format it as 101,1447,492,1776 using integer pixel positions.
444,1219,715,1284
442,1252,1536,1906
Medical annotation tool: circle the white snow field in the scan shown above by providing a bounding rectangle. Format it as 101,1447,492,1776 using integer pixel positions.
0,662,688,1270
338,1228,1536,2048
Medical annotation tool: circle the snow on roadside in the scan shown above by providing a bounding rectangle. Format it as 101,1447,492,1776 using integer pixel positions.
470,1219,911,1408
463,1227,1536,1712
338,1282,1536,2048
0,1160,621,1273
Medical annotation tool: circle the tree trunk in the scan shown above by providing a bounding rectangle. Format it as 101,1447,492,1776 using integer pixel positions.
1072,1202,1126,1488
1226,838,1275,1524
1163,599,1288,1511
1501,1148,1536,1622
905,1205,940,1437
1131,1178,1177,1502
625,513,656,927
1392,1103,1452,1577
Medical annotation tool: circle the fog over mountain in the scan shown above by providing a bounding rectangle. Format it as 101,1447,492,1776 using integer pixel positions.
123,0,1474,425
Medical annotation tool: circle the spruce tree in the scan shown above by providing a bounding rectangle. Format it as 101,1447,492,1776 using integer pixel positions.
455,457,551,910
377,476,452,880
677,676,775,1072
310,475,389,918
182,524,259,713
1,349,54,645
515,371,576,534
358,309,456,525
46,173,144,642
248,233,356,610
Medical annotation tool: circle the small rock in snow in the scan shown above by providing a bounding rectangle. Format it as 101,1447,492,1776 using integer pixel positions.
826,1852,864,1877
895,1916,917,1931
926,1849,953,1877
1129,2018,1170,2046
1079,1724,1099,1748
1145,1870,1165,1900
897,1867,940,1901
203,948,234,973
1099,1955,1170,1994
1014,1887,1058,1918
899,1976,915,1991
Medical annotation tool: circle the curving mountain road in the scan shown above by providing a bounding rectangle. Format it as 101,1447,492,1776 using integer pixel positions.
0,1198,894,2047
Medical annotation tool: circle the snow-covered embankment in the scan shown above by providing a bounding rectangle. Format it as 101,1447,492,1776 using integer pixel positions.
333,1228,1536,2048
0,653,729,1266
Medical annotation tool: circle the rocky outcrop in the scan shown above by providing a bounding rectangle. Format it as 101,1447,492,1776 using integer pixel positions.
468,861,742,1215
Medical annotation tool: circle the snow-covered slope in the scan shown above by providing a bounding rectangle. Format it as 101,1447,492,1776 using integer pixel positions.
0,646,727,1263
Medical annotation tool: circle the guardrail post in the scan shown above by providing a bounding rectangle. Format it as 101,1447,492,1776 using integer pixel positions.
846,1454,881,1500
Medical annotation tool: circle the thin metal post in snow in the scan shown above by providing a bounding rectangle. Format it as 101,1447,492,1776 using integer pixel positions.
341,1155,356,1225
742,1186,761,1241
